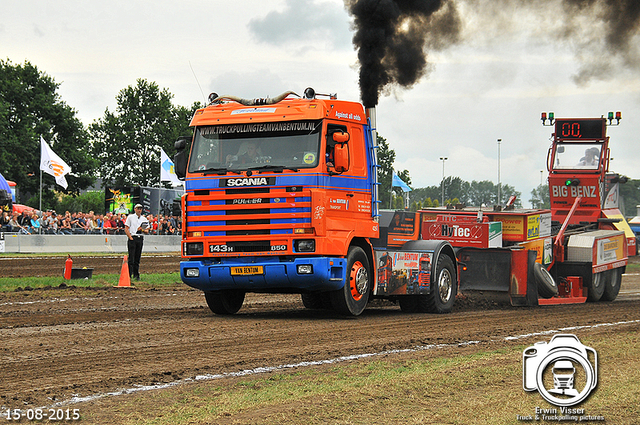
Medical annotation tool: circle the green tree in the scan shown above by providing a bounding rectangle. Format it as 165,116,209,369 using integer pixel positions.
530,184,550,209
89,79,197,187
55,191,105,214
467,180,496,207
376,135,394,208
376,135,411,208
409,186,440,206
616,178,640,217
442,176,470,205
500,184,522,208
0,59,97,205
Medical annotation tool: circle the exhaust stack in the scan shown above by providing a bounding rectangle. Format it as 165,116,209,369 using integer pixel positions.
366,107,377,147
366,107,380,220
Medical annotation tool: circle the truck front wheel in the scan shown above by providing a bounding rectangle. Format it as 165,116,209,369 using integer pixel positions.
330,246,371,316
204,290,245,315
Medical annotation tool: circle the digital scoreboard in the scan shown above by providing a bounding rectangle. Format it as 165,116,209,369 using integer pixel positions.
555,119,605,140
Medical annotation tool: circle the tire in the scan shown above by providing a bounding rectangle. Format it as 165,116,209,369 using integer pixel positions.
330,246,371,316
587,272,605,302
204,290,245,315
425,255,457,314
601,268,622,301
534,263,558,299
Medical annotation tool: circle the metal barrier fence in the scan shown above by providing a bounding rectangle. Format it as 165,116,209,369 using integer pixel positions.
1,233,181,254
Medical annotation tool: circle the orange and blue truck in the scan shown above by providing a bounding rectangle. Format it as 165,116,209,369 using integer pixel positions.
173,89,631,316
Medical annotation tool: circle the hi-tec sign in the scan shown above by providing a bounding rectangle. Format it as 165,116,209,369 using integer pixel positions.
422,220,502,248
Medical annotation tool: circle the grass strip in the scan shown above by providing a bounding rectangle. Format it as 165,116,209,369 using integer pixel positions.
0,273,182,292
81,330,640,425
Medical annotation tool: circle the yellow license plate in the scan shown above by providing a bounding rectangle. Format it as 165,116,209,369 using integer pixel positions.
230,266,264,275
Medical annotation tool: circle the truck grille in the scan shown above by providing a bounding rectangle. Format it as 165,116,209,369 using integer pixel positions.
185,186,312,241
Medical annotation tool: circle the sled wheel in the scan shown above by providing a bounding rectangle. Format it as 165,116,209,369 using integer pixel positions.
330,246,371,316
204,290,245,315
534,262,558,299
587,271,605,302
601,268,622,301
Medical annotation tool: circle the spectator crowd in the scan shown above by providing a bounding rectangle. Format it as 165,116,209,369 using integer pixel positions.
0,209,181,236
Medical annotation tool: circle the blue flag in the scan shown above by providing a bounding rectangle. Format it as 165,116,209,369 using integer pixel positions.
392,171,412,192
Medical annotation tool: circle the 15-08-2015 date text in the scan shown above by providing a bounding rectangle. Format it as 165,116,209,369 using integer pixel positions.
3,408,80,421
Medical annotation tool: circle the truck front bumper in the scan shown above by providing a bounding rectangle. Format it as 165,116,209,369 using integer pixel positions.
180,256,347,293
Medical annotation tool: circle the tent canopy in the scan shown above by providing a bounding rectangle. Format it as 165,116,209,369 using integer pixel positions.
0,171,10,193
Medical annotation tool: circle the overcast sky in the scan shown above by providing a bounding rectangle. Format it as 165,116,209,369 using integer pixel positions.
3,0,640,207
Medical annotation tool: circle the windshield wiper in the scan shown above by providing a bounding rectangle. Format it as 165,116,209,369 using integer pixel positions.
246,164,299,173
200,167,243,175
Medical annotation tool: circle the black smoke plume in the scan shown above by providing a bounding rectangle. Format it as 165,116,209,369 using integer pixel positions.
345,0,461,108
345,0,640,106
559,0,640,83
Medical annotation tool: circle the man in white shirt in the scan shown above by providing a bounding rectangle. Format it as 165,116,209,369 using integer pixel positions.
125,204,149,281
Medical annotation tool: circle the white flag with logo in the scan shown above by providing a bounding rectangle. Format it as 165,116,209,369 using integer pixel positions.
160,148,181,185
40,138,72,189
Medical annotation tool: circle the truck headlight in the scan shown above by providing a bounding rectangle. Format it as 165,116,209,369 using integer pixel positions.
295,239,315,252
185,242,204,256
185,268,200,277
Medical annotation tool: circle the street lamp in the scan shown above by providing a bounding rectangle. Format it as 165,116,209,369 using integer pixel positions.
439,157,448,207
497,139,501,206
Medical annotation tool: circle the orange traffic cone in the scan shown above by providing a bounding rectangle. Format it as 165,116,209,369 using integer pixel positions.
116,254,132,287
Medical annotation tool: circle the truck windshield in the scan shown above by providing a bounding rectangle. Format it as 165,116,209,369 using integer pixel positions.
552,143,602,171
189,120,322,173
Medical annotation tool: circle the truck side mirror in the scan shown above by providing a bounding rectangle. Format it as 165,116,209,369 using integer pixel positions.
330,131,350,173
332,131,350,144
173,137,190,180
175,138,187,151
334,143,349,172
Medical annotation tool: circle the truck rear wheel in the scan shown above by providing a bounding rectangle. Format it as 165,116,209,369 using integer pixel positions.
587,272,605,302
204,290,245,315
330,246,371,316
398,255,456,314
601,268,622,301
426,255,456,314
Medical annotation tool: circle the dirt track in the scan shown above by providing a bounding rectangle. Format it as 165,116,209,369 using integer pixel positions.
1,256,639,409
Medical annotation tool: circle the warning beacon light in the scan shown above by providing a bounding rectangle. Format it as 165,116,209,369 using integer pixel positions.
541,112,555,126
607,111,622,126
